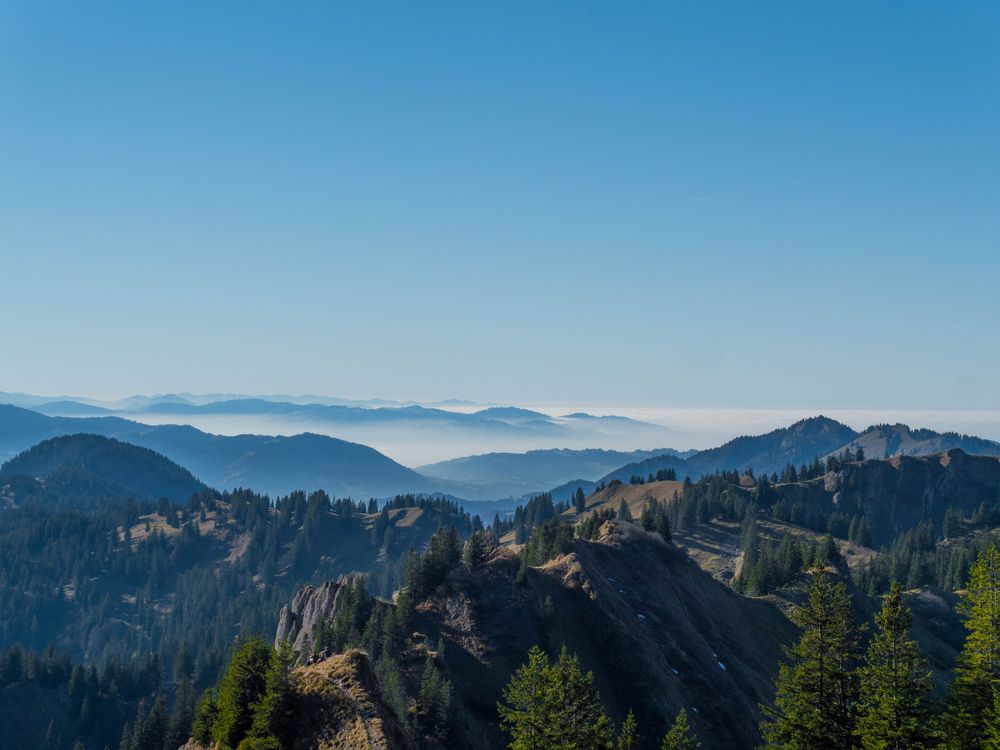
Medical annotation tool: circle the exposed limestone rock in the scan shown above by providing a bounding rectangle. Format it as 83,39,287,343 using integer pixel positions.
275,575,359,657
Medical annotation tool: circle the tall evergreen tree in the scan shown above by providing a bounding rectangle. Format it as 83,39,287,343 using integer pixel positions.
760,565,860,750
498,644,613,750
941,545,1000,749
661,708,700,750
212,636,272,749
855,581,932,750
249,641,296,746
618,709,640,749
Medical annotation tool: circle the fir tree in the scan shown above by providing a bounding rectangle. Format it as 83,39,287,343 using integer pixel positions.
213,636,272,749
618,709,640,750
249,641,296,746
463,529,487,570
855,581,932,750
760,566,860,750
661,708,700,750
940,545,1000,749
498,644,613,750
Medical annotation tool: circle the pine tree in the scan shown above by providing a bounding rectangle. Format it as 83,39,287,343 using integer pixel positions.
498,645,613,750
249,641,296,746
618,709,640,749
213,636,272,749
661,708,700,749
855,581,932,750
760,565,860,750
574,487,587,514
192,688,219,744
498,646,551,749
941,545,1000,749
617,499,633,523
463,529,487,570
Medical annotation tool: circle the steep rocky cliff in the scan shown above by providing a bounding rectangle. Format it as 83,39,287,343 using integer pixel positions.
275,576,360,657
774,449,1000,545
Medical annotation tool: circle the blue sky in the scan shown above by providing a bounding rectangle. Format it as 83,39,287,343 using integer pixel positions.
1,2,998,408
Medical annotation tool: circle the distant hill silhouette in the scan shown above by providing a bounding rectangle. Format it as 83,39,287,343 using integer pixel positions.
0,433,205,503
0,405,433,499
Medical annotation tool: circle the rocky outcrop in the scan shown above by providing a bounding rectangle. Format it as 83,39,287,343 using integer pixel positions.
774,449,1000,545
292,650,417,750
275,575,360,657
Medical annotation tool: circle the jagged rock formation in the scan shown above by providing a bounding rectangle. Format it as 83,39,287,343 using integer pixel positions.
273,522,795,749
275,576,360,657
774,449,1000,545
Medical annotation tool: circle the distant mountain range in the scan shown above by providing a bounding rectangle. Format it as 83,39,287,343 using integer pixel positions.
418,447,695,501
0,404,432,500
2,402,999,510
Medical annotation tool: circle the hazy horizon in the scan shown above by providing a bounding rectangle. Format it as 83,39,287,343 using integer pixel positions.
6,389,1000,465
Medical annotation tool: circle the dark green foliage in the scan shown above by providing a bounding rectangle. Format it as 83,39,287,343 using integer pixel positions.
191,688,219,744
760,566,861,750
0,644,159,750
463,529,490,570
573,487,587,514
519,518,575,569
939,546,1000,749
736,515,829,596
855,582,932,750
661,708,700,749
639,498,672,542
213,636,272,749
417,656,452,736
498,645,613,750
579,507,615,540
248,642,296,746
618,709,640,749
855,521,995,595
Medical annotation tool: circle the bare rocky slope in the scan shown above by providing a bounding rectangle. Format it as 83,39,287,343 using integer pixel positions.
279,522,796,749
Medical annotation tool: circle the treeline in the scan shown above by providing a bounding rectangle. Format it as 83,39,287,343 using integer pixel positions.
499,645,701,749
735,513,837,596
0,474,478,749
189,524,487,749
628,468,678,485
0,644,165,750
761,547,1000,749
854,520,1000,595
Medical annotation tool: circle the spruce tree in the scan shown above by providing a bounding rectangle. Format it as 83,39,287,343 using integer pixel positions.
498,644,613,750
661,708,700,750
855,581,932,750
941,545,1000,749
213,636,272,749
760,565,860,750
249,642,296,746
618,709,640,749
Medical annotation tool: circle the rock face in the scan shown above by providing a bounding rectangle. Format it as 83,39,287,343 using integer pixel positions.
275,575,359,657
774,449,1000,545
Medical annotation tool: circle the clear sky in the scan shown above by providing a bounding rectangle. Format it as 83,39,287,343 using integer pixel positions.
2,2,998,408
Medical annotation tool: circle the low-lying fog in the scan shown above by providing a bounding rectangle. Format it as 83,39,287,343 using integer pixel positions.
122,406,1000,467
